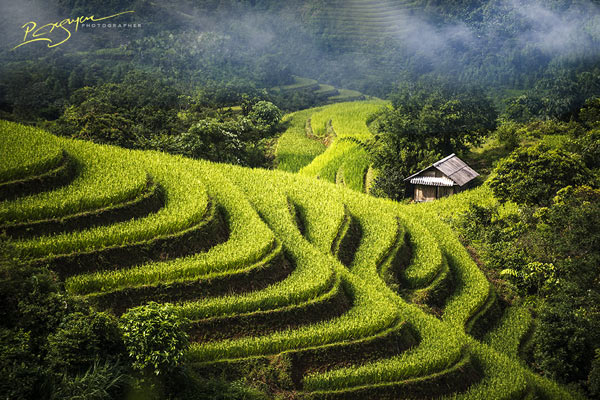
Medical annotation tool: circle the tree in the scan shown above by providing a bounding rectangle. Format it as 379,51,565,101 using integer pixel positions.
534,186,600,289
52,71,184,148
370,79,497,198
380,80,498,155
533,289,600,384
248,101,283,133
0,239,129,400
579,97,600,128
489,145,590,206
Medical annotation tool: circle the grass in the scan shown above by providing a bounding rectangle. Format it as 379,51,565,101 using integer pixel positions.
12,148,210,259
309,101,384,138
3,118,579,399
275,108,326,173
484,305,533,358
0,139,148,224
300,140,357,182
273,76,319,92
337,145,371,192
0,120,64,182
65,164,276,295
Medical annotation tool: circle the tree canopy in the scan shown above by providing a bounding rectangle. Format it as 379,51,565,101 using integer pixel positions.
489,145,591,206
370,80,497,199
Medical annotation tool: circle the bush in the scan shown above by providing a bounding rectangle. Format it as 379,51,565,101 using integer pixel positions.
534,186,600,289
495,120,521,151
533,290,599,384
248,101,282,132
489,144,590,206
167,370,269,400
120,302,189,376
52,360,129,400
0,328,42,400
571,129,600,171
589,349,600,397
579,97,600,128
46,312,125,373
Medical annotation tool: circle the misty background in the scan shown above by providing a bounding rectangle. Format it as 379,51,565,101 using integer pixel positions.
1,0,600,121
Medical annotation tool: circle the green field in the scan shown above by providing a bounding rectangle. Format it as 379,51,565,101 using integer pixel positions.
0,115,577,399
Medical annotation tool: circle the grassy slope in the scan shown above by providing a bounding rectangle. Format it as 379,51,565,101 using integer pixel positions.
2,118,578,399
273,101,578,398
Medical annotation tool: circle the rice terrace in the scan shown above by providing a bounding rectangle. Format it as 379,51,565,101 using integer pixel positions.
1,0,600,399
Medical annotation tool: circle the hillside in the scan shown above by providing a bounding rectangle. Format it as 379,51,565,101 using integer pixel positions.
0,119,577,399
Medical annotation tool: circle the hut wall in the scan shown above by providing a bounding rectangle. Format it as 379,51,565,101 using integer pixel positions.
414,185,437,202
437,186,454,198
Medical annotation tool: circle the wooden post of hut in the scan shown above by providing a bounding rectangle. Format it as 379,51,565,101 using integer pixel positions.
404,154,479,202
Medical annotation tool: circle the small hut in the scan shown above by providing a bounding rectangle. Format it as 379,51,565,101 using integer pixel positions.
404,154,479,202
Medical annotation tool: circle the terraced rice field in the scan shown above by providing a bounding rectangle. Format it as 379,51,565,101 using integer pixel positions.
271,76,368,104
277,100,384,193
307,0,423,49
1,118,574,399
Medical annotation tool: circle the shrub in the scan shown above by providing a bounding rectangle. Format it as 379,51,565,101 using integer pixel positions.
46,312,125,373
120,302,189,376
52,360,129,400
533,291,597,384
248,101,282,132
0,328,42,400
495,120,521,151
579,97,600,128
489,144,590,206
589,349,600,397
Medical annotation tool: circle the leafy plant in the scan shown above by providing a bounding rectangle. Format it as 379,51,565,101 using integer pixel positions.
489,144,590,206
120,302,190,376
46,312,124,373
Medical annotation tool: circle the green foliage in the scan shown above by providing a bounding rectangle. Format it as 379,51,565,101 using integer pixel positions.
370,80,496,198
0,121,64,183
52,360,129,400
570,129,600,171
505,95,546,123
484,305,533,358
0,239,131,399
579,97,600,128
172,372,269,400
504,70,600,122
495,120,522,151
489,145,590,206
453,180,599,393
2,120,584,400
0,328,41,400
49,71,284,168
533,291,600,384
248,101,283,132
120,302,190,376
376,80,498,155
535,186,600,289
179,118,247,164
65,164,276,297
53,70,184,148
371,144,440,201
590,349,600,397
0,139,147,224
10,146,210,260
275,107,326,172
46,312,124,373
500,262,559,295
